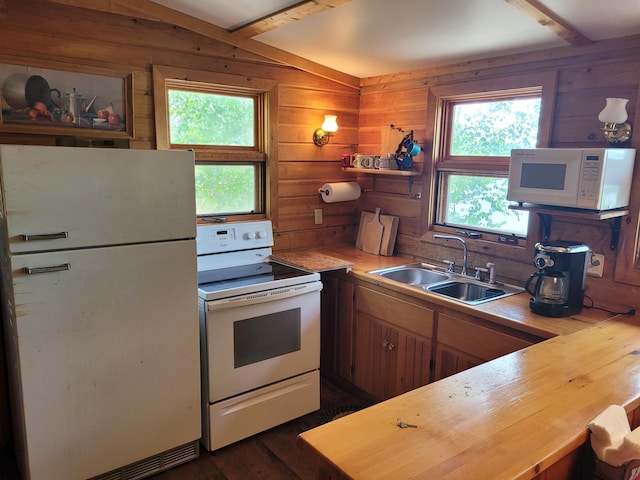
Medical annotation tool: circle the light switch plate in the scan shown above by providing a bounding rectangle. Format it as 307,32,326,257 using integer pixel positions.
314,208,323,225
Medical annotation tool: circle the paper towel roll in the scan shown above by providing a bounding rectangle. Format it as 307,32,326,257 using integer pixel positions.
319,182,361,203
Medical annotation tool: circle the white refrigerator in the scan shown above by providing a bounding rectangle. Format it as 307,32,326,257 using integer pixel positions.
0,145,201,480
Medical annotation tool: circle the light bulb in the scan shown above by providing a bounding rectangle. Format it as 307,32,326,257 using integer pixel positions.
321,115,338,133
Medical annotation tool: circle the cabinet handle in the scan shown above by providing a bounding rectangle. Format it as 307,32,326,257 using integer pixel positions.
21,232,69,242
24,263,71,275
382,339,395,351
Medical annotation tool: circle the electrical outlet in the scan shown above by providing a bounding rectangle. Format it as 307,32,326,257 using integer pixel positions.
587,253,605,277
314,208,323,225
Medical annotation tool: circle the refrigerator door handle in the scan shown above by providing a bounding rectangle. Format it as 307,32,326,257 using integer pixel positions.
24,263,71,275
21,232,69,242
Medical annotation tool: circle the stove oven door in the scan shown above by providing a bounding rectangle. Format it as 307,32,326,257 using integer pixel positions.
202,281,322,403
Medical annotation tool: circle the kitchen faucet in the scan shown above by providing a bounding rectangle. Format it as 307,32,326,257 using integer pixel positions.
433,234,468,276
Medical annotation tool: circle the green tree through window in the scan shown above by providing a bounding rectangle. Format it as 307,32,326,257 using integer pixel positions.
168,91,255,146
440,97,540,236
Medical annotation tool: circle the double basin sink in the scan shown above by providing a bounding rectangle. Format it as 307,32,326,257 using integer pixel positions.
367,263,523,305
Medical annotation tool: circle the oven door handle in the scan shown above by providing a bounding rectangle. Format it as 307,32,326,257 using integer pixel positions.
205,281,323,311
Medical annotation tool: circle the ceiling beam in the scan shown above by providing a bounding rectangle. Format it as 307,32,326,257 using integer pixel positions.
504,0,593,46
230,0,354,39
45,0,360,89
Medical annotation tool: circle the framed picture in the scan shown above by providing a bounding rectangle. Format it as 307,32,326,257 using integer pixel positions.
0,60,133,138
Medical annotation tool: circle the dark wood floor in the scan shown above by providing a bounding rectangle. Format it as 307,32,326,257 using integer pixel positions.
1,377,373,480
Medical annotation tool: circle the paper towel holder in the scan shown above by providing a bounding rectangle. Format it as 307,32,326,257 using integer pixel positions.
318,185,365,196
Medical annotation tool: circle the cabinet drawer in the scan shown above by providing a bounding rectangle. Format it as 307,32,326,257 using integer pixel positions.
438,314,534,362
356,286,434,339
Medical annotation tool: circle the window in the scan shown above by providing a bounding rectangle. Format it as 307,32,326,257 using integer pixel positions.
152,65,277,220
429,72,556,240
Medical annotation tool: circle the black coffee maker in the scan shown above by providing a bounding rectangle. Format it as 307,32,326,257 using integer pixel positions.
524,240,591,317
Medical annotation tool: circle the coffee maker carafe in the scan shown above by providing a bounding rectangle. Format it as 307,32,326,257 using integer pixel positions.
524,240,590,317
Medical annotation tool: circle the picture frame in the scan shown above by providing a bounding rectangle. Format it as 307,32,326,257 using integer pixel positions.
0,58,134,139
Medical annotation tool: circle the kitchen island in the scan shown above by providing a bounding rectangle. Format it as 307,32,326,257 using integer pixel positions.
291,246,638,479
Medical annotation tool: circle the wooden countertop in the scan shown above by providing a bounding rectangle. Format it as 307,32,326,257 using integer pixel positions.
311,245,612,339
281,245,633,479
298,314,640,479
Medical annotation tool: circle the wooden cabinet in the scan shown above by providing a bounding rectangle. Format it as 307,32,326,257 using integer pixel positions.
321,272,544,401
353,285,434,401
320,272,355,383
433,313,540,381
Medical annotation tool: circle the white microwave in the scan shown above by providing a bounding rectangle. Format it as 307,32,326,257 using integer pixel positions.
507,148,636,211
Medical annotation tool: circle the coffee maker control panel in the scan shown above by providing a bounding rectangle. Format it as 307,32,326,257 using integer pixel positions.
533,254,554,269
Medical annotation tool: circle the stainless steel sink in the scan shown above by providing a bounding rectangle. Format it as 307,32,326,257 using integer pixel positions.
426,281,518,304
367,263,523,305
377,266,448,285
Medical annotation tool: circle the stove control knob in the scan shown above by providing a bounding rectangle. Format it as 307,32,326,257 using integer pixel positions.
244,232,256,240
256,230,267,239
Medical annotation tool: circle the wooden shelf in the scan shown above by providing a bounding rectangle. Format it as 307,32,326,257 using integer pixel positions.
342,167,420,177
509,203,629,250
342,167,421,192
508,203,628,220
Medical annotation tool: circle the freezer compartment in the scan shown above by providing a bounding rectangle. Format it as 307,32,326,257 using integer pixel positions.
0,145,195,253
202,370,320,451
5,240,201,480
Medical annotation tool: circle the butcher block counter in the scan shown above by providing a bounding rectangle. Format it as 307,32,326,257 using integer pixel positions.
284,246,635,479
298,314,640,480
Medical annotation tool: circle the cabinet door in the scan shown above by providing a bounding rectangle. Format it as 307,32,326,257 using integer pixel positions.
353,312,390,400
391,329,432,397
433,345,481,381
433,313,536,381
354,286,435,401
353,313,432,401
320,273,354,382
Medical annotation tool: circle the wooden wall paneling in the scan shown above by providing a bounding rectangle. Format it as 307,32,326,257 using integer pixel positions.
359,35,640,91
556,61,640,93
279,105,359,125
614,82,640,287
0,28,152,73
277,143,353,161
45,0,361,89
278,124,358,146
279,85,360,110
359,87,428,110
359,109,426,129
278,160,345,180
274,225,356,251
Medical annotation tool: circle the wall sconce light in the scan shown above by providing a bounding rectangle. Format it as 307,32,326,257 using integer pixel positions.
598,98,632,144
313,115,338,146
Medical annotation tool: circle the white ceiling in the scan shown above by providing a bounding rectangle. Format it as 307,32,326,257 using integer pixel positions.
150,0,640,78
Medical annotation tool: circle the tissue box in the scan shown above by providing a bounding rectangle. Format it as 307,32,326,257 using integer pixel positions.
594,456,640,480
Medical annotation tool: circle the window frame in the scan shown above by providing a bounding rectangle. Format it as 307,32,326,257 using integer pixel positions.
152,65,278,223
421,71,557,254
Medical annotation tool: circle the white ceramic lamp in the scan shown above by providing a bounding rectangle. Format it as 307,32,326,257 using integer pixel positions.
313,115,338,146
598,98,632,144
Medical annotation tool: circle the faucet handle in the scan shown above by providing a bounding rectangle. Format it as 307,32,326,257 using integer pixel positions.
443,259,455,272
486,262,496,284
474,266,488,281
